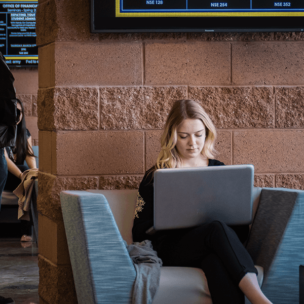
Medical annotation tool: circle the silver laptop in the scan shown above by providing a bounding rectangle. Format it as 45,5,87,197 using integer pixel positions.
147,165,254,234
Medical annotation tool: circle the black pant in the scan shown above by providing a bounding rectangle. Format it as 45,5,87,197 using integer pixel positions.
4,164,32,236
152,221,257,304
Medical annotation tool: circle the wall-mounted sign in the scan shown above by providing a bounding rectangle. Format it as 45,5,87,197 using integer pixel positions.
0,0,38,67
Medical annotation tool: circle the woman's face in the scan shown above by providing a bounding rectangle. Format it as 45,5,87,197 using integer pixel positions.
16,102,23,125
175,119,206,161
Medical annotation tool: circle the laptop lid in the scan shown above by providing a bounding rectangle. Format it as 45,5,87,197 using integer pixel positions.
152,165,254,232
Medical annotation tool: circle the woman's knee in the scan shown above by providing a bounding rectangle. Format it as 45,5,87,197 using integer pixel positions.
207,220,233,240
208,220,227,232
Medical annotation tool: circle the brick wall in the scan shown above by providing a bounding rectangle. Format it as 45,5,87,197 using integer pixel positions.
36,0,304,302
12,69,39,146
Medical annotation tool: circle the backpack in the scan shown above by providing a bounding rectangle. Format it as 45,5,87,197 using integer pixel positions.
0,52,19,148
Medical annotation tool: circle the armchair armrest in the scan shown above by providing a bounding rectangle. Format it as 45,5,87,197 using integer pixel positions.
246,187,304,304
61,191,136,304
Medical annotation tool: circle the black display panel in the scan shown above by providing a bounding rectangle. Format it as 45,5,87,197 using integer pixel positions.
0,0,38,67
91,0,304,32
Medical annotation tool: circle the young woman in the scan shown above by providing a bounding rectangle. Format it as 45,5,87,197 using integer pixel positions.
4,99,36,242
132,100,272,304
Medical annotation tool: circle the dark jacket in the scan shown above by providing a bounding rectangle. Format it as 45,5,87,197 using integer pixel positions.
0,52,19,148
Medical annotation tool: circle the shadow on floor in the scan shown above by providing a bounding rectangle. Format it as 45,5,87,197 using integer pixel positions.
0,238,39,304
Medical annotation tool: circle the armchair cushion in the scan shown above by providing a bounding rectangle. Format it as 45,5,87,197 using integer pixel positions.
153,266,263,304
87,190,137,244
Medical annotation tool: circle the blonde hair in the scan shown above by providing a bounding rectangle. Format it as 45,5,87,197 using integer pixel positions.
156,100,217,169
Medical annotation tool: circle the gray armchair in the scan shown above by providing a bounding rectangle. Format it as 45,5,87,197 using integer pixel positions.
60,187,304,304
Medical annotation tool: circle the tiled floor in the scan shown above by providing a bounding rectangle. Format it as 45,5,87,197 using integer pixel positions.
0,239,39,304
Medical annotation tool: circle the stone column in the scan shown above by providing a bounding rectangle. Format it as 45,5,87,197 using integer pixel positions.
36,0,145,302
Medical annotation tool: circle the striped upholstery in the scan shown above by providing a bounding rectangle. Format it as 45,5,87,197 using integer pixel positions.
61,191,136,304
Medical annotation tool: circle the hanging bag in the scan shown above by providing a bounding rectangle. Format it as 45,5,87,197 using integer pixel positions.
0,52,19,148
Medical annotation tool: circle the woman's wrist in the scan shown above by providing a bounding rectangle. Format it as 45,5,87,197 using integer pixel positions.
18,172,23,179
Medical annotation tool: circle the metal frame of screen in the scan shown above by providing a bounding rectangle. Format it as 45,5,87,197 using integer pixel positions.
91,0,304,33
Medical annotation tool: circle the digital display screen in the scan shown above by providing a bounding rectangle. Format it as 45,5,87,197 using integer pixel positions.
92,0,304,32
118,0,304,16
116,0,304,17
0,0,38,67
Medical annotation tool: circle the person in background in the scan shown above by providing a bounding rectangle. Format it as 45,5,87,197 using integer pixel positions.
4,99,36,242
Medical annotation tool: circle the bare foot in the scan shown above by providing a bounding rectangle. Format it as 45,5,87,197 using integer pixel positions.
20,235,32,242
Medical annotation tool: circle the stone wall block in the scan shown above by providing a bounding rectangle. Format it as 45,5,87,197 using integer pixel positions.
53,87,99,130
39,214,70,265
215,131,232,165
276,174,304,190
254,175,275,188
273,32,304,41
38,88,55,131
17,94,32,116
99,175,143,190
37,0,92,45
12,70,38,95
36,0,59,46
187,32,276,42
145,42,231,85
145,42,188,85
276,87,304,128
189,86,274,128
25,116,38,142
51,132,57,174
145,130,231,169
38,88,99,131
146,130,162,170
39,44,55,88
38,255,77,304
232,42,304,85
39,131,53,173
234,130,304,173
37,172,99,221
32,95,38,116
96,32,304,42
55,42,143,86
100,86,187,130
55,131,144,175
